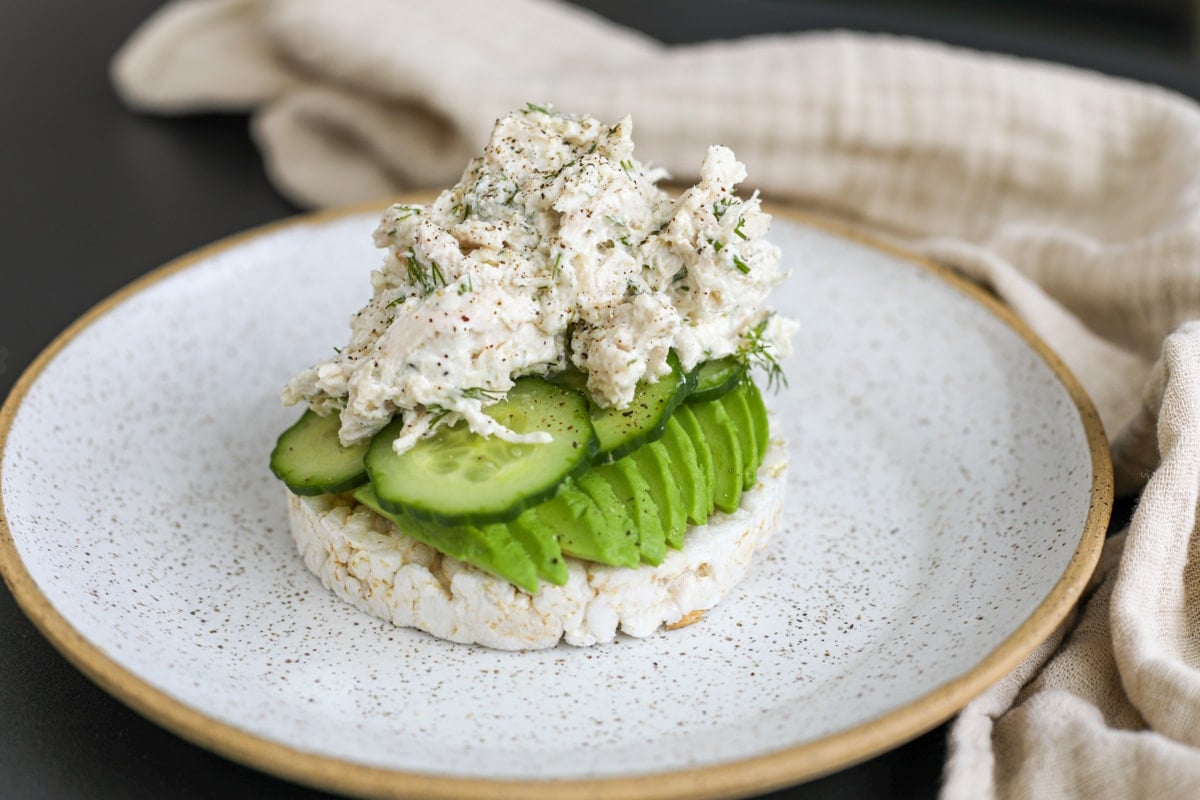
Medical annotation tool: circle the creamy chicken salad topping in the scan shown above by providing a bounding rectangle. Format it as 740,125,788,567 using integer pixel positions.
283,106,795,453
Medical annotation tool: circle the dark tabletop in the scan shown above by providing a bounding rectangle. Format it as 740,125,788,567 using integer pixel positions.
0,2,1192,798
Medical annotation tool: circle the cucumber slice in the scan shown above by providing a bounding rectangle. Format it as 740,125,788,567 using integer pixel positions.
687,357,746,404
270,409,369,496
552,352,695,464
365,377,597,525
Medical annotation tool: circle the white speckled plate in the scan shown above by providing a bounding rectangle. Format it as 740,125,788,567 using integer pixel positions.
0,200,1110,800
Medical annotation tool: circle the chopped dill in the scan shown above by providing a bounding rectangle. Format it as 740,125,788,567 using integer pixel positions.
457,274,473,295
425,404,452,428
733,216,748,240
461,386,507,402
390,205,421,221
713,196,734,220
406,248,447,295
732,254,751,274
710,239,724,253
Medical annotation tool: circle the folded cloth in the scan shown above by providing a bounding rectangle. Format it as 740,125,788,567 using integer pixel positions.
113,2,1200,797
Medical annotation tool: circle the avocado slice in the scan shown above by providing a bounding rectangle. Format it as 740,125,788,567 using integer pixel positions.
575,471,642,561
354,485,540,593
742,377,770,458
535,482,641,568
630,440,688,549
672,404,716,525
508,510,570,586
658,414,709,526
597,459,666,566
690,400,744,514
721,383,761,489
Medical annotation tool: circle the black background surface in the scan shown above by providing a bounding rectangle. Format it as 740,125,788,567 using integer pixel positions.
0,2,1194,798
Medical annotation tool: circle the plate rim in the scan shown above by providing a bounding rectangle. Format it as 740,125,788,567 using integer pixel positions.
0,196,1112,800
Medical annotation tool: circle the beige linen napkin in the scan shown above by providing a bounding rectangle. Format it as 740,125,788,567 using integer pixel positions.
113,1,1200,796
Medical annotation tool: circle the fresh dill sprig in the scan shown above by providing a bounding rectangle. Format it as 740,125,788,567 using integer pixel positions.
739,317,787,392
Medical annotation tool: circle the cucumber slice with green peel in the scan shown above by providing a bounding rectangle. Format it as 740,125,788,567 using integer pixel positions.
687,357,746,404
353,485,540,593
270,409,370,496
364,377,597,526
552,352,695,464
536,485,641,568
671,404,715,524
690,400,745,514
721,383,761,489
596,460,666,566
